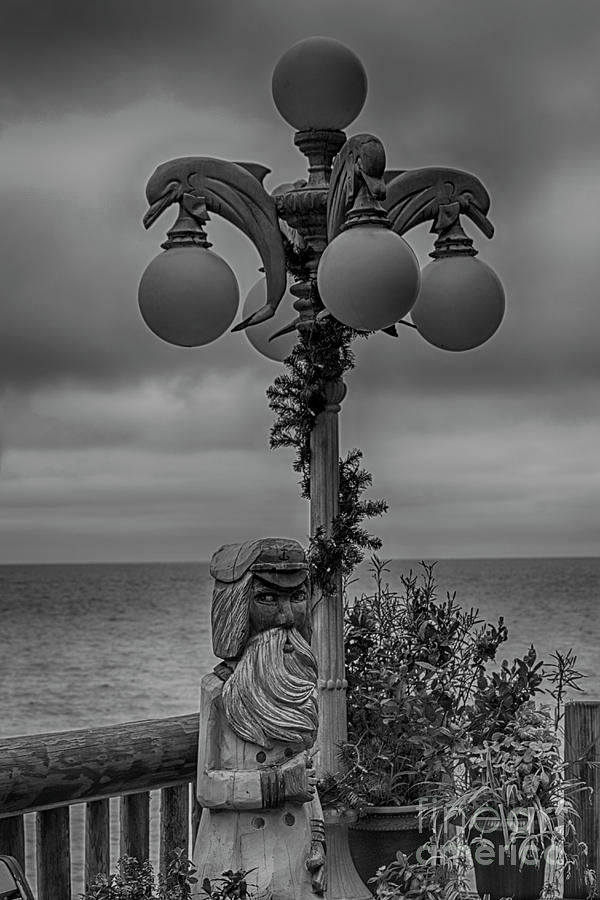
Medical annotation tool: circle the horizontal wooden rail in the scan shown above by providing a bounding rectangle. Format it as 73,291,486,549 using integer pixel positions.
0,713,199,818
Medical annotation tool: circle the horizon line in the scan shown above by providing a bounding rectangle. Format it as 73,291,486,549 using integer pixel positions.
1,553,599,567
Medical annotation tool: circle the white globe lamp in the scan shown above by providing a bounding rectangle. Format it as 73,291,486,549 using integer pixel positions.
317,226,421,331
138,246,239,347
411,255,505,351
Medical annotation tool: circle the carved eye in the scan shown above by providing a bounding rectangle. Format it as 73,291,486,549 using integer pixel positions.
291,590,307,603
257,593,277,604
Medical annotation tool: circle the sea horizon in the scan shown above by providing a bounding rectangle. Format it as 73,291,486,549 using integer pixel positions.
2,552,598,566
3,555,599,740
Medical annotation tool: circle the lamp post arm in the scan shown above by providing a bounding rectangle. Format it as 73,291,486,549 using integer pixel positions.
142,156,287,329
385,166,495,241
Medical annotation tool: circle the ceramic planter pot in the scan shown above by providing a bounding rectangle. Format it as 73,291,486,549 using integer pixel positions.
348,805,431,889
468,820,550,900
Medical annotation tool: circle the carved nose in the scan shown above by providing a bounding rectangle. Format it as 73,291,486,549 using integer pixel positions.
276,600,294,627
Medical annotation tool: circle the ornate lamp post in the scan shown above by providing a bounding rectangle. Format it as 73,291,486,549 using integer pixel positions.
138,35,504,899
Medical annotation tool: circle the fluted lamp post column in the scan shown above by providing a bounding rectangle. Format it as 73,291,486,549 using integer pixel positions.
137,35,505,900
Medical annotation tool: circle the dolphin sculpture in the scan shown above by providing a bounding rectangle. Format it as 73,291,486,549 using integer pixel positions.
385,167,494,239
326,133,388,242
143,156,288,331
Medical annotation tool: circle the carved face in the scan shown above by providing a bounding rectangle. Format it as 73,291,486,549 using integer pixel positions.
248,575,310,642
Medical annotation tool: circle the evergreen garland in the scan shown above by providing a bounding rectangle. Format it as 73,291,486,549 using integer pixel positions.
266,313,388,592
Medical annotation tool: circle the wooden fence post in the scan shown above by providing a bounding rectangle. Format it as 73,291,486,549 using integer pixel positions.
36,807,71,900
0,816,25,871
120,792,150,864
564,700,600,899
85,798,110,889
160,785,189,878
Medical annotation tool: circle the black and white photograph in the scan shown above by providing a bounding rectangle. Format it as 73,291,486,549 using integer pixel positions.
1,3,599,900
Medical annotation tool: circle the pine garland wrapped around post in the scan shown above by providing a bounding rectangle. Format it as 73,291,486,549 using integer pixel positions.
266,314,388,590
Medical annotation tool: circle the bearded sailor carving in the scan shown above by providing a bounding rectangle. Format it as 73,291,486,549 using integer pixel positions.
193,538,326,899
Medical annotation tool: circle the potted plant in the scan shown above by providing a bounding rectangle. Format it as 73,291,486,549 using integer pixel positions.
319,558,513,886
425,651,590,900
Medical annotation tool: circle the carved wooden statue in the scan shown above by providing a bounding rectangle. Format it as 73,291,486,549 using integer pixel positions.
193,538,326,900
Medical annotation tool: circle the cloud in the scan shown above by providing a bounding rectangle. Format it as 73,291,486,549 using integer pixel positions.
0,438,307,563
1,0,600,560
2,373,277,454
0,99,288,391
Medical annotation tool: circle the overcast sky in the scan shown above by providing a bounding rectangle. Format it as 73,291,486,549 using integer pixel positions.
0,0,599,563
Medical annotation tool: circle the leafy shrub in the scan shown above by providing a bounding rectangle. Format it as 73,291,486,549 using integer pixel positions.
321,557,586,819
321,558,521,807
200,869,255,900
81,850,197,900
370,848,470,900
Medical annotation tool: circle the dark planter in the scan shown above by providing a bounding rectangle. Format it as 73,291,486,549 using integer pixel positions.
348,805,432,889
469,822,550,900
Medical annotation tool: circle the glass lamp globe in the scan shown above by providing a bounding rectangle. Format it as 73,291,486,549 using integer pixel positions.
138,246,239,347
410,255,505,351
317,226,421,331
242,278,297,362
272,36,367,131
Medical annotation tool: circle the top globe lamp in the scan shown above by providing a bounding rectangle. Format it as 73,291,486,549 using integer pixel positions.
272,36,368,130
317,225,421,331
410,254,505,351
138,245,239,348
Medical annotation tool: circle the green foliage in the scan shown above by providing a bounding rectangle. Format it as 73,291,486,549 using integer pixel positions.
321,558,513,808
81,851,197,900
200,869,256,900
467,647,545,747
370,848,471,900
427,701,585,829
267,315,356,494
543,648,586,730
422,662,590,888
322,557,589,825
266,314,387,591
309,450,388,592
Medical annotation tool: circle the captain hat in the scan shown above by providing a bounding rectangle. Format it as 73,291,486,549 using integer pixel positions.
209,537,309,589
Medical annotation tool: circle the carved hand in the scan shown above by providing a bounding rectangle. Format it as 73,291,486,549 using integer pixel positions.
306,840,327,895
280,751,316,804
306,812,327,895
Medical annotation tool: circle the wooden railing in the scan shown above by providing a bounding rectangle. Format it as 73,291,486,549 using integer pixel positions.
0,714,200,900
0,702,598,900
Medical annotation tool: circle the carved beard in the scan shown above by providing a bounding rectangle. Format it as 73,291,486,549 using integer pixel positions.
221,627,319,750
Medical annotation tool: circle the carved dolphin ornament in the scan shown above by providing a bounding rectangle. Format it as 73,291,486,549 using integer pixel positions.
326,133,388,242
143,157,288,331
385,167,494,239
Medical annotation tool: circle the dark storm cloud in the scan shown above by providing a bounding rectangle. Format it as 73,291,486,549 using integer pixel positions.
0,0,230,118
1,0,598,398
0,0,297,132
1,0,600,561
0,176,272,391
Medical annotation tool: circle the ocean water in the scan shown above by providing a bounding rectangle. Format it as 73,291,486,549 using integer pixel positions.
1,557,599,894
2,557,598,739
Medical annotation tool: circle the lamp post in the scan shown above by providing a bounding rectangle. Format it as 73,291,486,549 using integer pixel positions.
138,35,504,899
